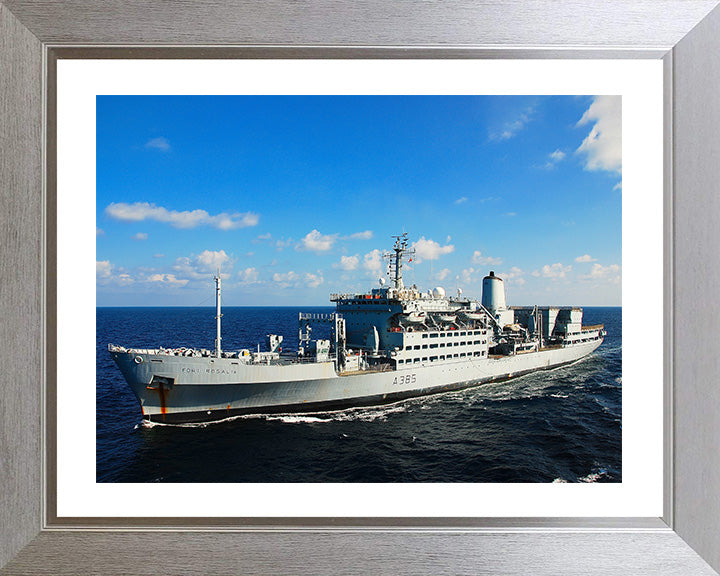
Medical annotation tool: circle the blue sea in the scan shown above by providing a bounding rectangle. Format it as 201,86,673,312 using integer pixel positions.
96,306,621,483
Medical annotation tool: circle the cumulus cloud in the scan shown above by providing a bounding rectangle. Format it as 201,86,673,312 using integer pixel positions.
297,229,337,252
238,267,259,284
96,227,104,236
534,263,572,279
145,137,170,151
147,273,188,286
496,267,526,286
472,251,503,266
334,254,359,271
455,197,468,205
582,263,621,284
96,260,113,279
271,270,323,289
345,230,373,240
275,238,293,250
576,96,622,174
304,272,324,288
412,237,454,262
613,181,622,191
105,202,259,230
489,106,534,141
272,271,299,288
173,249,233,280
363,249,383,275
545,149,566,169
436,268,451,281
132,232,148,241
96,260,134,286
460,267,476,285
575,254,597,263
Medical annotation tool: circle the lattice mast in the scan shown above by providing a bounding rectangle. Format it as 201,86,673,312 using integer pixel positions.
384,233,415,290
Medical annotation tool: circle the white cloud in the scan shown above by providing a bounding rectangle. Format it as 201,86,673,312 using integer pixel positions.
96,260,113,279
132,232,148,241
153,253,165,259
535,263,572,279
496,267,526,286
454,197,468,205
96,260,134,286
363,249,383,275
490,106,534,141
346,230,373,240
334,254,359,271
412,237,454,262
173,250,233,280
147,273,188,286
270,270,324,289
576,96,622,174
575,254,597,263
472,251,503,266
544,148,566,169
304,272,324,288
460,267,476,285
254,232,272,242
583,263,621,283
436,268,451,281
105,202,259,230
272,271,299,289
504,212,517,217
275,238,293,250
613,181,622,191
96,227,104,236
297,229,337,252
145,137,170,151
238,267,259,284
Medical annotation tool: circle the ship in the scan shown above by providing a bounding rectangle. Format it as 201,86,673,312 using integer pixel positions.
109,233,606,424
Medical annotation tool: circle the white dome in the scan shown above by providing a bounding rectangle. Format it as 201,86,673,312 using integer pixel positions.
432,286,446,298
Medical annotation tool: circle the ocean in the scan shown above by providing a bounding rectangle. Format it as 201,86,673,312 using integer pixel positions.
96,306,621,483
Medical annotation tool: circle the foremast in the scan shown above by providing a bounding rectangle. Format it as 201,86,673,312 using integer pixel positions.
214,274,222,358
384,232,415,291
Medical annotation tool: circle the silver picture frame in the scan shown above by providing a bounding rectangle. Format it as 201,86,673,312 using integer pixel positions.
2,1,720,574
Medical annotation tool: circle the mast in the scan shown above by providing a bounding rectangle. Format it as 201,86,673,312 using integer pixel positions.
384,233,415,290
214,274,222,357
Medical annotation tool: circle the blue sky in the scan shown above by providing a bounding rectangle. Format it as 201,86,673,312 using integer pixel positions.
96,95,621,307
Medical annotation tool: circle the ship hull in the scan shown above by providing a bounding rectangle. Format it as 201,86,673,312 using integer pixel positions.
111,338,602,424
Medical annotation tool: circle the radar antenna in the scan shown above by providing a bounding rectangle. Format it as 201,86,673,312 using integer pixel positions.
384,233,415,290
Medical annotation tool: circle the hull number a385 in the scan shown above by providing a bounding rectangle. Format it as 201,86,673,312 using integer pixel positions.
393,373,417,386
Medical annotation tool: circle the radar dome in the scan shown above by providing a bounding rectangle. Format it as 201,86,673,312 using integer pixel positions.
379,278,386,286
432,286,446,298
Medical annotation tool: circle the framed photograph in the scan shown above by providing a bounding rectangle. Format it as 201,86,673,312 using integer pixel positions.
2,1,720,574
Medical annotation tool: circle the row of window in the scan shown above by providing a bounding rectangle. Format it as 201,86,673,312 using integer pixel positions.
406,339,486,351
397,350,487,365
565,334,602,345
420,330,485,339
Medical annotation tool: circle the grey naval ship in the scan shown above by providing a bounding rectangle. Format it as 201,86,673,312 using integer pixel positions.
109,233,606,423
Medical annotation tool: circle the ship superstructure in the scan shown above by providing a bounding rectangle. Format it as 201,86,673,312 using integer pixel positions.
109,233,606,423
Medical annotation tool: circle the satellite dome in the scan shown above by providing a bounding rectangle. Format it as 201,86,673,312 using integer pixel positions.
432,286,446,298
